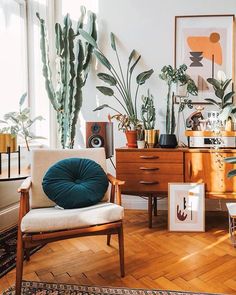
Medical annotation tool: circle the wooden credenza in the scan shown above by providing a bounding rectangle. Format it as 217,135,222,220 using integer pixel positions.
116,147,236,227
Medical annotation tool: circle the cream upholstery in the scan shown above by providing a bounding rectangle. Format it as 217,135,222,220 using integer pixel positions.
31,148,109,208
21,202,124,233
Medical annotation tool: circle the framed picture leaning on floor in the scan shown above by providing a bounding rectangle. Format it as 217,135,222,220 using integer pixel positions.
168,183,205,232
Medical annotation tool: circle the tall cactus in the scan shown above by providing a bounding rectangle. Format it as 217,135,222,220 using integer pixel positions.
36,7,97,148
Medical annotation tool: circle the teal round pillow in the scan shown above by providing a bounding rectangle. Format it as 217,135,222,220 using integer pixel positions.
42,158,109,209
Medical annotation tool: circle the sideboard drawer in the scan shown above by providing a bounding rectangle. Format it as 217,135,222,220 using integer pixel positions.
118,173,184,193
116,151,183,163
117,162,183,175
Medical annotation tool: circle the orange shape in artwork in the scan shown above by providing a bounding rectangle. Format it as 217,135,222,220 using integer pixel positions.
187,32,222,65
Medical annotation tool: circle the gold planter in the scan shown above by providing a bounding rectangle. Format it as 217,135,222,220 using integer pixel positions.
144,129,159,148
0,134,17,152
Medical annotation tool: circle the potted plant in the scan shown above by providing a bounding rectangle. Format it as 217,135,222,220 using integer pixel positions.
37,7,97,149
205,71,235,131
79,29,154,147
141,89,157,148
136,126,145,149
159,64,198,148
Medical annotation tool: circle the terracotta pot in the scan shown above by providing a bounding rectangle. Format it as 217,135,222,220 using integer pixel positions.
125,130,137,148
0,134,17,152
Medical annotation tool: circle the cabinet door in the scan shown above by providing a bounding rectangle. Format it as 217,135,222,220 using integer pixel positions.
185,152,236,193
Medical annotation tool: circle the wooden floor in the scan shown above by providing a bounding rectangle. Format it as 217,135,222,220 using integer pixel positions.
1,209,236,294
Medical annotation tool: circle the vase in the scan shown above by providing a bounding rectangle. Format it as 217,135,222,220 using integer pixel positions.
137,140,146,149
125,130,137,148
159,134,178,148
144,129,159,148
225,118,233,131
0,134,17,153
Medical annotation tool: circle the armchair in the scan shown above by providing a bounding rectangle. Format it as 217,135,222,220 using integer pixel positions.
15,148,125,295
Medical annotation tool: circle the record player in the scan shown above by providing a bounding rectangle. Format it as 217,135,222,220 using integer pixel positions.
185,131,236,148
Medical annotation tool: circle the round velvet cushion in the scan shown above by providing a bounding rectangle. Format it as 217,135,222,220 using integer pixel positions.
42,158,109,209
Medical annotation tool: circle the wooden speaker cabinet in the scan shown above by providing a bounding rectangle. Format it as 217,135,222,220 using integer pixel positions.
86,122,113,159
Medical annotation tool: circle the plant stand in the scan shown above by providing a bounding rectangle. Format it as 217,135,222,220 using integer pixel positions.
0,145,21,178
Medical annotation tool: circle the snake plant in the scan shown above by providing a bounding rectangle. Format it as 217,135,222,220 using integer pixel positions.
37,7,97,148
79,30,154,130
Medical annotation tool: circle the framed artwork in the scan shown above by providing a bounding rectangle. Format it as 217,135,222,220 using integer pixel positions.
168,183,205,232
175,15,235,104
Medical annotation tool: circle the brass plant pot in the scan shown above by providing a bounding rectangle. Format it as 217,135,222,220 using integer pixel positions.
144,129,159,148
0,134,17,152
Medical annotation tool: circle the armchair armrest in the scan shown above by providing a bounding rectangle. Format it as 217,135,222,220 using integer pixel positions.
107,173,125,206
107,173,125,186
18,177,32,193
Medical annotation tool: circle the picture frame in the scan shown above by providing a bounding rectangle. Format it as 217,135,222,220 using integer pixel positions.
168,183,205,232
175,14,235,104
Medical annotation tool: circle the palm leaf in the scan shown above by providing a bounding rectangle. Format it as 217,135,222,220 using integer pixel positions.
204,98,220,108
78,28,98,48
94,50,111,70
97,73,117,86
96,86,114,96
136,69,154,85
110,32,116,51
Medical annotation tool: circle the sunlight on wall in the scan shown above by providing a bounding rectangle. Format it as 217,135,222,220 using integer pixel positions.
62,0,98,19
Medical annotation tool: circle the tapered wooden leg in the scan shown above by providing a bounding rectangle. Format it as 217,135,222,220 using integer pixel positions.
107,234,111,246
118,224,125,277
154,197,157,216
25,249,30,261
15,230,24,295
148,195,153,228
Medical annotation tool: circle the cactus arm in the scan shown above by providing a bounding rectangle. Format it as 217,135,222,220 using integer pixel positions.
36,13,59,111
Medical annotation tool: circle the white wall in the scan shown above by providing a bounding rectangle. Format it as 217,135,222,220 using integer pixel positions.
59,0,236,210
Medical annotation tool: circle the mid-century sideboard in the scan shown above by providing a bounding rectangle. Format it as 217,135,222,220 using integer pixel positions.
116,147,236,227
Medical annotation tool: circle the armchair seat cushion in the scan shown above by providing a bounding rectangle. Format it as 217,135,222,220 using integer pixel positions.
21,202,124,233
42,158,109,209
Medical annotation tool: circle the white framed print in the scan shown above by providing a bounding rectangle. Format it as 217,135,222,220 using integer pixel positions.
168,183,205,232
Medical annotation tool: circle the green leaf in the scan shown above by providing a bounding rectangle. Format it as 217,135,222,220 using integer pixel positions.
94,50,111,70
19,93,27,106
223,79,232,91
224,156,236,164
223,91,235,104
78,28,98,48
204,98,220,108
207,78,221,89
110,32,116,51
130,55,141,74
97,73,117,86
96,86,114,96
93,104,110,111
128,50,136,65
136,69,154,85
215,89,224,99
227,169,236,178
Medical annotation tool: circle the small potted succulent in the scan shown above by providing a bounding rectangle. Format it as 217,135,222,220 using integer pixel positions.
141,89,157,148
136,126,145,149
159,64,198,148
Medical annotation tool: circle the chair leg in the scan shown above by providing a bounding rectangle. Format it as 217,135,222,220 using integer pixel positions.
15,230,24,295
25,249,30,261
118,224,125,277
107,234,111,246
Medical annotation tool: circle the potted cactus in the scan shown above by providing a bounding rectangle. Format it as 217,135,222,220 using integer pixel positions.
37,6,97,148
141,89,157,148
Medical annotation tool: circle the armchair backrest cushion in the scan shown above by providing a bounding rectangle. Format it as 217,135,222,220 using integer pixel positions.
31,148,109,208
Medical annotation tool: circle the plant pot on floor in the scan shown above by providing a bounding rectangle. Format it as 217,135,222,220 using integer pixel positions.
159,134,178,148
125,130,137,148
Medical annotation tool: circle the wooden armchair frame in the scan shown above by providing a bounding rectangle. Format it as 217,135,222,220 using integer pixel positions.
15,173,125,295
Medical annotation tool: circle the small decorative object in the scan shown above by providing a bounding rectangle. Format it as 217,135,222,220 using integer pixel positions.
168,183,205,232
141,89,158,148
159,64,198,148
79,29,154,135
175,14,234,103
136,127,145,149
186,106,204,131
37,7,97,148
204,71,235,131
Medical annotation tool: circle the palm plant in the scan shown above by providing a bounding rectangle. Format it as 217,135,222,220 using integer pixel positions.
79,30,154,130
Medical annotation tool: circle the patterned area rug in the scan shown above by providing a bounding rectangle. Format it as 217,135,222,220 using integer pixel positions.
2,281,221,295
0,226,42,278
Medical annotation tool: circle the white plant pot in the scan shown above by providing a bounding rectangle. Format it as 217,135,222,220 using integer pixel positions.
137,140,146,149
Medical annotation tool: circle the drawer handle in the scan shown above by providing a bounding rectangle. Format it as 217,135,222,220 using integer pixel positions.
139,181,159,185
139,167,159,171
139,155,159,159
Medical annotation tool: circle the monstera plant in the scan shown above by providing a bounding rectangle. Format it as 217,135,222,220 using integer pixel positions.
79,29,154,131
37,7,97,148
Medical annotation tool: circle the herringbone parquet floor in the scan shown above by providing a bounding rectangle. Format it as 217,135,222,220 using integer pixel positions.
1,209,236,294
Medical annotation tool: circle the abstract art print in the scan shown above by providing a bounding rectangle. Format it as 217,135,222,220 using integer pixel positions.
168,183,205,232
175,15,235,103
